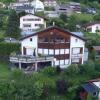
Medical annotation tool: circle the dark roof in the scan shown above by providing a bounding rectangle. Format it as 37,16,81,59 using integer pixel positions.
20,26,86,41
21,14,47,20
16,5,33,10
82,83,99,94
92,46,100,51
82,22,100,28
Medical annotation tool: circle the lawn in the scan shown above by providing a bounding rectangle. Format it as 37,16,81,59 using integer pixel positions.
0,62,11,79
73,13,94,22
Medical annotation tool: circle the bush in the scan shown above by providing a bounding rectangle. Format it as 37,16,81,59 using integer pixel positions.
56,66,61,74
56,79,68,95
40,67,56,76
82,60,95,74
0,42,20,62
95,60,100,71
65,64,80,75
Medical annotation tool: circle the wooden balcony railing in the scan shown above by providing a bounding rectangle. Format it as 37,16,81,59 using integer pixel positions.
38,43,70,49
10,55,54,63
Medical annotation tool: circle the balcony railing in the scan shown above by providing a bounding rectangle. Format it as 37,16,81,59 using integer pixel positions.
10,55,54,63
71,54,83,58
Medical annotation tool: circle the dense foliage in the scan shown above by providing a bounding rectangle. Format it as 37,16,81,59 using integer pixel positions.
5,10,21,39
0,42,20,62
0,61,100,100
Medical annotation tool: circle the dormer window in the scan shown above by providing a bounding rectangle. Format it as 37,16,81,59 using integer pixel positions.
30,38,32,41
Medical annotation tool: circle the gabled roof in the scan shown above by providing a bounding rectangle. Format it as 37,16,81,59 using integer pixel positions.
20,26,86,41
82,22,100,28
20,14,47,20
92,46,100,51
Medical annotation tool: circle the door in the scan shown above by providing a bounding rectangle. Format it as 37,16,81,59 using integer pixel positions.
23,47,26,55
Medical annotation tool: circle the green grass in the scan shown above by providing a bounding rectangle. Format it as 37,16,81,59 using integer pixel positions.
73,13,94,22
0,62,11,79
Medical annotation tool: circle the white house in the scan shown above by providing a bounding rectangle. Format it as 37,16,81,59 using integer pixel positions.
43,0,57,7
20,26,85,68
20,14,46,33
83,22,100,33
31,0,44,12
9,2,34,14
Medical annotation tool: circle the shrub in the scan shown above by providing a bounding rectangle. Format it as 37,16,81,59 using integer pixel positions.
82,60,95,74
56,66,61,74
41,67,56,76
65,64,80,75
56,79,68,95
0,42,20,62
95,60,100,71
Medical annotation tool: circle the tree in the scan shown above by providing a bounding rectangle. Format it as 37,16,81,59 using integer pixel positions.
67,15,78,31
93,13,100,21
60,14,68,22
5,10,20,39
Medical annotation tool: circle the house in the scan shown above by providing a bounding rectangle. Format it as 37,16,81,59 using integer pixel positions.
10,26,86,70
82,78,100,100
55,4,73,16
82,22,100,33
44,11,59,18
20,14,46,34
0,2,6,8
43,0,57,7
16,0,29,3
31,0,44,12
68,2,81,13
9,2,34,14
81,7,96,14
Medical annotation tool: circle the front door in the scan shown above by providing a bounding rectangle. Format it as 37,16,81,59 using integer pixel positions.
23,47,26,55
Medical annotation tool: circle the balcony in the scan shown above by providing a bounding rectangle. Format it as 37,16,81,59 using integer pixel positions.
10,55,54,63
38,43,70,49
71,54,83,58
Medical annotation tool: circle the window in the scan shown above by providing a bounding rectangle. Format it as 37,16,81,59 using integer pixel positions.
75,39,78,42
23,24,31,27
35,24,41,26
34,19,41,21
72,48,80,54
30,38,32,41
71,58,79,63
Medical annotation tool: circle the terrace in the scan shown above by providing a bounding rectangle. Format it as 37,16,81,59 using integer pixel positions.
10,55,54,71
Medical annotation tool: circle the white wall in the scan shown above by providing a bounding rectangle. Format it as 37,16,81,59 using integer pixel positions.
70,36,85,64
20,14,46,31
21,35,38,56
92,24,100,33
86,24,100,33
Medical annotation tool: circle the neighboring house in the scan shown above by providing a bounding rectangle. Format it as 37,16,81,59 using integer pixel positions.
68,2,81,13
10,26,86,70
91,46,100,59
9,2,34,14
0,2,6,8
82,22,100,33
55,4,73,16
31,0,44,12
44,11,59,18
43,0,57,7
16,0,29,2
20,14,46,34
4,37,20,43
82,7,96,14
82,78,100,100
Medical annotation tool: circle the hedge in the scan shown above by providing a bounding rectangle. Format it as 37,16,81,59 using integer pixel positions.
0,42,20,62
